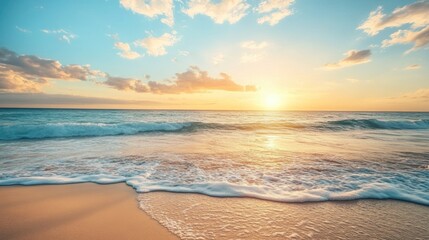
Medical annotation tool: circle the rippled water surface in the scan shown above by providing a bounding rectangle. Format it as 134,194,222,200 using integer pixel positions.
0,109,428,205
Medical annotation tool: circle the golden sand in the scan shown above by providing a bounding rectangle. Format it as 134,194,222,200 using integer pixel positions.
0,183,178,240
1,183,428,240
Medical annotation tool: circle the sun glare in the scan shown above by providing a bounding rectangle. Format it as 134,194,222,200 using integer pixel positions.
264,94,282,109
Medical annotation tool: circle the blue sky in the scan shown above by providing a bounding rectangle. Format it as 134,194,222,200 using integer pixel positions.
0,0,428,110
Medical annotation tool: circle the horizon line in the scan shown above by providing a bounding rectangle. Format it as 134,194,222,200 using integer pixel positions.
0,107,428,113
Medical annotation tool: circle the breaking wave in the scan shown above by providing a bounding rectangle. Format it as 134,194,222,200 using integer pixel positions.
1,119,428,140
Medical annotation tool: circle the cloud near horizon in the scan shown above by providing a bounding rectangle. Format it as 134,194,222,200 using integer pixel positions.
104,66,256,94
323,49,371,70
0,48,102,92
0,48,255,95
358,1,429,52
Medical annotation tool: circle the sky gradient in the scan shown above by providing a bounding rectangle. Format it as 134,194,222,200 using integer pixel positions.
0,0,428,111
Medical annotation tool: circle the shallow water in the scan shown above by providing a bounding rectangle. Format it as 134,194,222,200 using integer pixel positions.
0,109,428,205
139,193,429,240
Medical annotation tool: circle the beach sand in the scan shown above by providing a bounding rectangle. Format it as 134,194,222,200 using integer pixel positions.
139,193,429,239
1,183,428,240
0,183,179,240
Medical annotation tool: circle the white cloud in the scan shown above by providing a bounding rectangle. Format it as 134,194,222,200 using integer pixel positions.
134,32,179,56
404,64,421,70
183,0,250,24
323,50,372,70
256,0,295,25
382,26,429,53
358,1,429,52
212,53,224,65
240,40,268,49
42,29,77,43
114,42,141,59
120,0,174,27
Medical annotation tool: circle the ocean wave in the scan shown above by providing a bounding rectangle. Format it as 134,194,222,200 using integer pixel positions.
0,175,428,206
1,119,428,140
325,119,429,130
0,122,194,140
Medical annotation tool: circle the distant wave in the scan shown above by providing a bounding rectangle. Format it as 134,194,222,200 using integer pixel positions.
0,122,193,140
325,119,429,130
1,119,428,140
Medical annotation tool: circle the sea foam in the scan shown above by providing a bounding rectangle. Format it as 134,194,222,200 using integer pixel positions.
0,175,428,206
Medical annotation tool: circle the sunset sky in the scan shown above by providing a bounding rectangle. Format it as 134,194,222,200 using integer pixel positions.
0,0,428,110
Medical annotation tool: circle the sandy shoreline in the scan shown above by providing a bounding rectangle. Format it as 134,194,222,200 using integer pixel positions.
0,183,179,240
1,183,428,240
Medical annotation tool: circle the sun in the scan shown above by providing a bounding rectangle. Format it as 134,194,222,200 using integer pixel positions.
263,93,283,109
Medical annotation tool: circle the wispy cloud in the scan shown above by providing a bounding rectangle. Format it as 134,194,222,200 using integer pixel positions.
120,0,174,27
256,0,295,25
134,32,179,56
41,29,77,43
183,0,249,24
114,42,141,59
404,64,421,70
323,49,371,70
358,1,429,52
16,26,31,33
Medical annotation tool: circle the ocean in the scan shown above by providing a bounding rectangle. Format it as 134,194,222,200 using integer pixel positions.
0,109,428,205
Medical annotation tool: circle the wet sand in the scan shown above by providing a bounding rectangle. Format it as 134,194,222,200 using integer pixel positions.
139,192,429,240
0,183,179,240
1,183,428,240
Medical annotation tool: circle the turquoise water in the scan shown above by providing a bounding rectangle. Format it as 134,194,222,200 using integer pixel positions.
0,109,428,204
